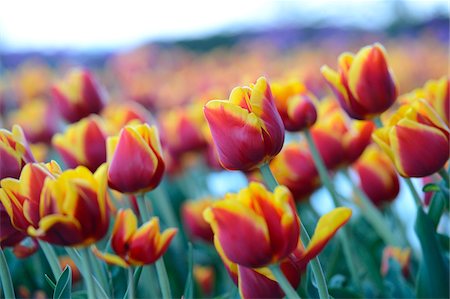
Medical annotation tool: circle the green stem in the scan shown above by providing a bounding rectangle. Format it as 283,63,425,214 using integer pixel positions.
128,267,135,299
39,241,62,280
403,177,422,207
137,192,172,299
123,266,143,299
0,248,15,299
79,248,97,299
260,163,329,299
343,169,399,246
438,168,449,185
88,246,110,296
304,129,361,293
269,264,301,299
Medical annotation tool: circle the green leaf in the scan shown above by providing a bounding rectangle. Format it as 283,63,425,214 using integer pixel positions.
414,208,449,298
422,183,440,193
329,287,362,299
53,265,72,299
71,291,87,299
45,274,56,290
183,242,194,299
383,259,414,298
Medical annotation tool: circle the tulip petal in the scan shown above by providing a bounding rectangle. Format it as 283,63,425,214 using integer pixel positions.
92,246,129,268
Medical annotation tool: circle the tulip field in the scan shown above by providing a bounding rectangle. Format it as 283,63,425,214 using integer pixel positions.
0,24,449,299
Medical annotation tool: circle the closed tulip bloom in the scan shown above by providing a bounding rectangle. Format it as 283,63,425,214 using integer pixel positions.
93,209,177,267
101,101,153,135
321,43,398,120
0,125,35,180
373,99,449,177
204,77,285,171
203,182,299,268
27,164,110,246
0,161,62,234
270,143,320,201
353,145,399,206
215,207,351,299
107,123,165,194
182,198,214,243
51,69,105,123
52,115,107,172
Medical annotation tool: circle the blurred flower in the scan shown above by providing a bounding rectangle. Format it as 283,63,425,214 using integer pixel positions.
353,145,400,206
52,115,107,172
27,164,110,247
7,98,60,144
0,125,35,180
204,182,299,268
182,198,214,243
217,207,351,299
29,143,49,163
14,61,52,102
373,99,449,177
0,161,61,237
0,201,27,247
381,247,411,278
101,101,153,135
51,69,105,123
107,123,165,194
270,143,320,201
271,80,317,131
321,43,398,120
194,265,215,296
159,102,208,156
204,77,284,170
93,208,176,267
59,256,81,283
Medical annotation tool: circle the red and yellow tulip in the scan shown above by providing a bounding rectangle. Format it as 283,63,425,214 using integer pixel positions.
353,145,400,206
373,99,450,177
203,182,299,268
194,265,215,296
51,69,105,123
321,43,398,120
27,164,110,247
0,125,35,180
52,115,107,172
270,143,320,201
181,198,214,243
0,201,26,247
101,101,153,135
381,246,411,278
93,209,176,267
203,77,285,171
107,123,165,194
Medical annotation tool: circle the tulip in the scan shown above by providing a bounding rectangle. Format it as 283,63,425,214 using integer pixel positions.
0,161,62,234
381,247,411,278
204,77,285,171
159,102,208,156
27,164,110,246
270,143,320,201
7,99,60,144
373,99,450,177
51,69,105,123
181,198,214,243
0,125,35,180
203,182,299,268
215,207,351,299
271,80,317,131
59,256,81,283
107,123,165,193
0,200,26,247
193,265,215,296
93,209,176,267
353,145,400,206
321,43,398,120
101,101,153,135
52,115,107,172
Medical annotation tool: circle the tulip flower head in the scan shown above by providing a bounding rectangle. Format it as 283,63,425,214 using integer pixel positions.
381,246,411,278
101,101,153,135
321,43,398,120
107,123,165,194
27,164,110,247
51,69,105,123
373,99,450,177
0,201,27,247
0,125,35,180
93,208,177,267
203,182,299,268
204,77,285,171
52,115,107,172
182,198,214,243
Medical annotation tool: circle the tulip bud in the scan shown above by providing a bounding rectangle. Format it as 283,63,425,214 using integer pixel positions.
204,77,285,171
51,69,105,123
181,198,214,243
373,99,449,177
321,43,398,120
107,123,165,194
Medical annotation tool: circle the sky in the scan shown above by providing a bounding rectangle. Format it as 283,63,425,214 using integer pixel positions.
0,0,448,51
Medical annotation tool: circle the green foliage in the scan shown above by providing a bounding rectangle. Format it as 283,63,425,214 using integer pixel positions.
53,265,71,299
